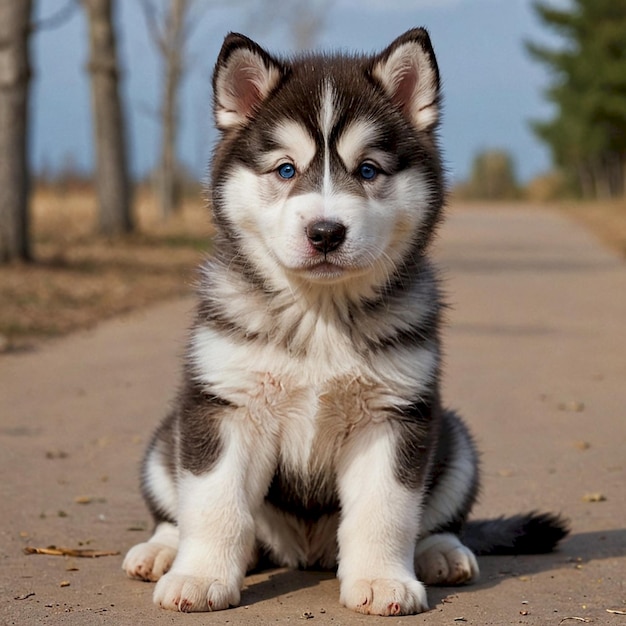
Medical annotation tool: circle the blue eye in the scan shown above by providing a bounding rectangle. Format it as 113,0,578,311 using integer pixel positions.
358,162,378,181
277,163,296,179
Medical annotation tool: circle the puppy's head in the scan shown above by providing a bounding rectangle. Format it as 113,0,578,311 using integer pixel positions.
210,30,444,292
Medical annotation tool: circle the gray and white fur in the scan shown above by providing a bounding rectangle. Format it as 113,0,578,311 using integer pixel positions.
122,29,568,616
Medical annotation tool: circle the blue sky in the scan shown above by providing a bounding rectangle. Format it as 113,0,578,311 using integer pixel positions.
31,0,561,185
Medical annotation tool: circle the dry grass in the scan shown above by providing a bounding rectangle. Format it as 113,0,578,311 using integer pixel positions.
0,186,213,351
556,199,626,258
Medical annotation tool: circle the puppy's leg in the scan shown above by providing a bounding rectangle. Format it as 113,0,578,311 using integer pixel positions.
415,409,479,586
153,416,276,612
123,414,179,582
414,533,478,585
123,522,179,582
336,422,428,616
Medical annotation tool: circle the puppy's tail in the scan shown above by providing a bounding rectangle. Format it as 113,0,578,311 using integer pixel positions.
460,511,569,556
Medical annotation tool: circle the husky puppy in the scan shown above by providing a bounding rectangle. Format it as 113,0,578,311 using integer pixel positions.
123,29,568,616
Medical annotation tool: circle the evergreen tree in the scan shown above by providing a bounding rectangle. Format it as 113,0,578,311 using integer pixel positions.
527,0,626,198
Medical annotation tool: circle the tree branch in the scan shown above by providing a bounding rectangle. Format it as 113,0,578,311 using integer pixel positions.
31,0,79,32
139,0,167,55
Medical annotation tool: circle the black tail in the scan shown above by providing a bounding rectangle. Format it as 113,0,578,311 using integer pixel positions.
460,511,569,556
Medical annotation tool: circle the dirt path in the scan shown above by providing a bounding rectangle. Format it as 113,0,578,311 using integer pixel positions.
1,206,625,625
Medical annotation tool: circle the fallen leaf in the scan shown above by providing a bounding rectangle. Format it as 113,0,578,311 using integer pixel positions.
558,401,585,412
14,592,35,600
24,546,120,558
582,492,607,503
45,450,68,460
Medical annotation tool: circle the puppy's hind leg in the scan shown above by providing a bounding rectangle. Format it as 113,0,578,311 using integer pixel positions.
414,533,478,585
415,409,480,586
123,522,179,582
123,412,179,582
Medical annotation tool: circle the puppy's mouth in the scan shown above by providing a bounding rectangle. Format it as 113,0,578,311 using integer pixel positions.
289,254,372,283
305,259,345,279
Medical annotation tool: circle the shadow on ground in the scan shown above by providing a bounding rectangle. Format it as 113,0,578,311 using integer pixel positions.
235,528,626,609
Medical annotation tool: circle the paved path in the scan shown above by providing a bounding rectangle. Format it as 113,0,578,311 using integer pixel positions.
1,207,625,625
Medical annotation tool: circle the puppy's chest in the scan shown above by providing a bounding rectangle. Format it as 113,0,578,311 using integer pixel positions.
192,325,425,471
255,371,382,474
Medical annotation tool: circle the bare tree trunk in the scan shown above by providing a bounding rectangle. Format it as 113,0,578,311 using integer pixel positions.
593,158,611,200
290,0,330,50
0,1,33,262
83,0,133,235
247,0,330,51
158,0,186,219
607,151,623,198
577,162,594,199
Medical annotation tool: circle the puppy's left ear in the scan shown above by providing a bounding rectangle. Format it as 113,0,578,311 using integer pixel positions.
212,33,287,130
371,28,441,132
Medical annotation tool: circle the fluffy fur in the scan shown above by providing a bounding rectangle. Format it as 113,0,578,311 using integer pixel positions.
123,29,568,616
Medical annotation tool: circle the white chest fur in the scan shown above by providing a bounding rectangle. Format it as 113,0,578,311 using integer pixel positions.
190,323,436,475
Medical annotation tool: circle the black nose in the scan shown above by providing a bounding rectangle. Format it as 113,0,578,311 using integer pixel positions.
306,220,346,254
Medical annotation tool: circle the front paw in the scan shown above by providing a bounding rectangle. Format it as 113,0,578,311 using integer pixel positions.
340,577,428,616
153,571,240,612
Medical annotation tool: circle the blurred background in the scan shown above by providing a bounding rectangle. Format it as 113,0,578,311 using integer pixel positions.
0,0,625,348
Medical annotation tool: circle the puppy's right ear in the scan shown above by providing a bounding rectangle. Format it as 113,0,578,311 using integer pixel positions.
370,28,441,132
213,33,287,130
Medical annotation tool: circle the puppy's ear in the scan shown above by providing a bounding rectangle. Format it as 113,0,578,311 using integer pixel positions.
371,28,441,132
213,33,287,130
